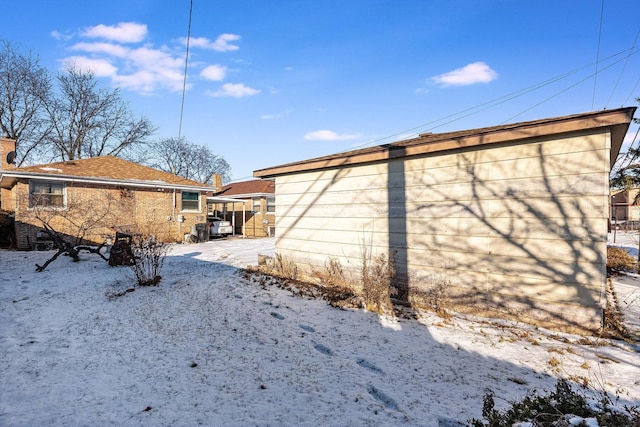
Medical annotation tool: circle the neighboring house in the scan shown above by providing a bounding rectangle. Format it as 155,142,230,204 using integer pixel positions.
0,137,216,249
208,179,275,237
254,107,636,333
610,187,640,224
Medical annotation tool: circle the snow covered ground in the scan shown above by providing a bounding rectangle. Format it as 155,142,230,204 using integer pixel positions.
0,235,638,426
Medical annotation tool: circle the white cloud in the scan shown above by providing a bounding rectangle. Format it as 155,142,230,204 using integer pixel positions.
81,22,147,43
208,83,260,98
57,24,243,95
260,109,292,120
50,30,74,41
185,34,241,52
61,56,118,77
304,130,362,141
70,42,129,58
431,62,497,87
200,65,226,81
66,41,186,94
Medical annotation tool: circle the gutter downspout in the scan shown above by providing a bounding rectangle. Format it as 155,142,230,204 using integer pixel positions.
173,189,180,238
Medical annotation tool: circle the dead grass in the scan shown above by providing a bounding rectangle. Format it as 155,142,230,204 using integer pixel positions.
601,278,631,340
607,246,637,275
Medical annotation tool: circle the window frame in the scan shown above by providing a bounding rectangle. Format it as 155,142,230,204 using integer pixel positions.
29,180,66,209
252,197,262,213
181,191,201,212
266,196,275,213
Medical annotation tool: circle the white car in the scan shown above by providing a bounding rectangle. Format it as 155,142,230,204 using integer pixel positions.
209,217,233,237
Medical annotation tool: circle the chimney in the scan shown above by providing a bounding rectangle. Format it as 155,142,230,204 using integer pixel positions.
1,137,17,170
212,174,223,192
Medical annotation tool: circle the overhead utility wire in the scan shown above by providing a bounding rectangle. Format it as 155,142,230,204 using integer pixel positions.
605,28,640,108
344,69,586,152
346,47,637,153
592,0,605,110
178,0,193,141
614,121,640,173
502,46,640,124
622,75,640,106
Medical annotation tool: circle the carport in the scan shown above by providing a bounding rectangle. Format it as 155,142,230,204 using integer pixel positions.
206,196,250,238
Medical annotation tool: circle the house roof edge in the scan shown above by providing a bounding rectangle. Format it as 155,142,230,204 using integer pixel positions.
253,107,637,178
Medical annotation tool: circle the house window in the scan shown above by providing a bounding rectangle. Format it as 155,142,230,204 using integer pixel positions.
266,197,275,213
252,197,262,213
181,191,200,211
30,181,65,208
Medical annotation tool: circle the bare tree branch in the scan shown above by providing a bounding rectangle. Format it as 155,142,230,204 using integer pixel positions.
149,137,231,184
0,39,52,166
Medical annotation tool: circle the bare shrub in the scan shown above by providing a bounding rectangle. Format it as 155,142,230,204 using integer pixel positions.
129,234,169,286
606,247,637,274
469,379,640,427
23,189,119,246
421,270,453,317
360,243,396,315
312,257,347,288
310,257,363,309
274,253,298,280
602,278,630,339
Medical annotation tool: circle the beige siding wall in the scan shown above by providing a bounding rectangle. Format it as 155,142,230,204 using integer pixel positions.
274,130,611,332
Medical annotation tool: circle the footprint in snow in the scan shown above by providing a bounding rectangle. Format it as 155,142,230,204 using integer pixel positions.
299,324,315,333
367,384,399,411
312,341,333,356
270,312,284,320
356,358,383,374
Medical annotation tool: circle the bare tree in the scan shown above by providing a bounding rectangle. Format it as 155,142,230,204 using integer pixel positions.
21,190,124,271
44,64,156,161
0,39,52,166
150,136,231,184
610,97,640,190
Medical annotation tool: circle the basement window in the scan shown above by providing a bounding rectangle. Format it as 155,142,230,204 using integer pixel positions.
181,191,200,211
30,181,65,208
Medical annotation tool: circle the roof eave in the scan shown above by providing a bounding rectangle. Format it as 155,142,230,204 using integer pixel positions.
253,107,636,178
213,192,274,199
0,171,215,192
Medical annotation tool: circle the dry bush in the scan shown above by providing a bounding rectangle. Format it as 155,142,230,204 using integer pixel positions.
274,253,298,280
601,278,630,339
23,190,120,247
129,234,169,286
360,243,396,315
310,257,363,309
470,379,640,427
311,257,347,288
606,247,637,274
421,271,454,317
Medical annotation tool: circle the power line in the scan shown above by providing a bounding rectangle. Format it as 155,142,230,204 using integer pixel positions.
622,75,640,106
343,47,638,153
605,28,640,108
502,49,638,123
178,0,193,141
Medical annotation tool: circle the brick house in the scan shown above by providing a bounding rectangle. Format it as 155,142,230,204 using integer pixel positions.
0,137,216,249
610,187,640,226
208,179,275,237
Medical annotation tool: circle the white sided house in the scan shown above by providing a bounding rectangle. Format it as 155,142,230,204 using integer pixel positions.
254,108,636,333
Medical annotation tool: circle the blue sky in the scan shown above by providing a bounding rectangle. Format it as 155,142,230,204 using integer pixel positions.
4,0,640,182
